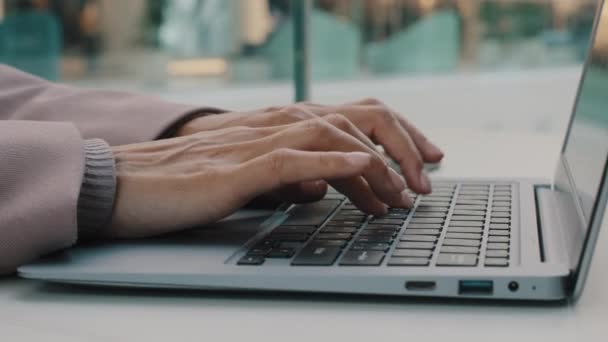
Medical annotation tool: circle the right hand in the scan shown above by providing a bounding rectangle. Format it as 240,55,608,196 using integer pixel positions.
107,116,412,238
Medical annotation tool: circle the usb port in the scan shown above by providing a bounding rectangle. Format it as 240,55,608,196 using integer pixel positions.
458,280,493,295
405,281,436,291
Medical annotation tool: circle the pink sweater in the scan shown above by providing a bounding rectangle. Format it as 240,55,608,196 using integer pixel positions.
0,65,213,274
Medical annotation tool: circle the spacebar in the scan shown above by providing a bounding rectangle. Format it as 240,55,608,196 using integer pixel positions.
282,199,341,227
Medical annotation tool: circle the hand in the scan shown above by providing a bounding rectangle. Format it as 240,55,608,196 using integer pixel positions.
108,116,412,238
178,98,443,198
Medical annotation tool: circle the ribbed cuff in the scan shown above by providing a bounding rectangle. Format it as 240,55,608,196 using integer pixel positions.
77,139,116,239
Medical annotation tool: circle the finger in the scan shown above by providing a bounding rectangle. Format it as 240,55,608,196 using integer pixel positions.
327,105,431,194
322,113,380,155
330,176,411,216
239,150,374,198
262,119,406,202
393,113,444,163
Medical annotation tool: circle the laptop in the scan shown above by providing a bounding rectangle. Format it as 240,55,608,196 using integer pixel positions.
18,1,608,302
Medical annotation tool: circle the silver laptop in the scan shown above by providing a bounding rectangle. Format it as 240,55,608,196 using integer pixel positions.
19,1,608,302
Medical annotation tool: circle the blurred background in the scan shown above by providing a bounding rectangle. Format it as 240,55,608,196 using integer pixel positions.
0,0,601,134
0,0,598,86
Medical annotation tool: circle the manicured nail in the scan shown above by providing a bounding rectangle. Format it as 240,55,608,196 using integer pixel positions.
420,172,432,193
389,168,406,191
346,152,371,168
401,191,414,208
429,142,444,158
377,204,389,216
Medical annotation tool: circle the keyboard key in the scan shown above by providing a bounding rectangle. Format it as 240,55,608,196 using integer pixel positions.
366,224,401,230
309,239,348,248
267,233,309,242
492,206,511,212
489,223,510,230
450,216,486,222
330,215,367,223
324,221,363,227
405,228,441,235
442,239,481,247
292,246,341,266
254,240,281,249
494,196,511,201
273,226,316,235
455,200,487,206
410,218,444,224
315,233,352,240
436,253,477,266
491,218,510,224
458,195,489,200
384,212,410,219
392,249,433,258
419,201,451,207
397,241,435,249
486,242,509,250
489,230,510,236
339,250,385,266
400,234,437,242
449,221,484,227
407,223,443,229
267,248,295,258
350,242,390,251
237,255,265,265
493,201,511,206
485,250,509,258
283,199,341,226
320,226,358,234
413,212,446,218
422,196,452,202
445,232,482,240
387,257,430,266
359,229,396,236
416,206,449,212
447,227,483,234
369,218,405,225
488,236,509,243
453,210,486,216
440,246,479,254
491,212,510,218
356,235,393,244
485,258,509,267
454,205,486,211
247,246,272,256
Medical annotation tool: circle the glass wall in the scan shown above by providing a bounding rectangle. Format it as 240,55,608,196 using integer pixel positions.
0,0,598,91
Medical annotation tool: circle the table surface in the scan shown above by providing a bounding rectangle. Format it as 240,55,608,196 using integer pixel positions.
3,68,608,342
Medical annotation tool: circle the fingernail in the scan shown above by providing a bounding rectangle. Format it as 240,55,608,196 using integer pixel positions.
346,152,371,168
377,204,389,216
420,172,432,193
401,191,414,208
389,168,406,191
429,142,444,158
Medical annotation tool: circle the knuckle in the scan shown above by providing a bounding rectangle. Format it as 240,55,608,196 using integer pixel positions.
280,105,315,121
361,97,382,106
267,148,291,173
304,117,335,138
376,107,396,125
325,113,350,130
264,105,283,113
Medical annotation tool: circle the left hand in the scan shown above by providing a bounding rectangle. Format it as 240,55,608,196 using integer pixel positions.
177,98,444,204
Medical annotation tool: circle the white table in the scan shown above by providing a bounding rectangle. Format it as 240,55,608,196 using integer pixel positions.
3,69,608,342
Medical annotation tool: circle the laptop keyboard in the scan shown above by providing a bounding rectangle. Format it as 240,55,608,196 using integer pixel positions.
237,183,513,268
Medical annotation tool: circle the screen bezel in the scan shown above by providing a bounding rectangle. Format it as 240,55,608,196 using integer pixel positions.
554,0,608,300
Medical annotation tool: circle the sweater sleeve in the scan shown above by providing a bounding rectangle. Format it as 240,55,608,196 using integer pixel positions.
0,64,225,145
0,121,84,274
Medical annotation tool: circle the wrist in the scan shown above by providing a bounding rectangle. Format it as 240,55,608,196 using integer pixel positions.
77,139,116,239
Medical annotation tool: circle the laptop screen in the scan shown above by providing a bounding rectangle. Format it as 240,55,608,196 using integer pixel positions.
563,3,608,223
